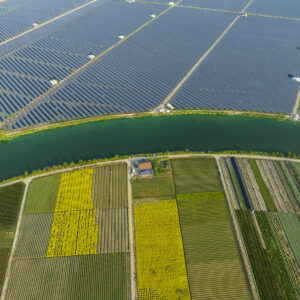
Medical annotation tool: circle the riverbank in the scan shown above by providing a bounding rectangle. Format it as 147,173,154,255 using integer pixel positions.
0,109,290,142
1,152,299,186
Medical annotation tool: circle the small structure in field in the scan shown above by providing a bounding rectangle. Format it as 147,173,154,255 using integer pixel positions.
32,22,39,27
49,79,58,86
117,34,125,39
88,53,95,60
293,114,299,121
169,1,174,5
137,159,153,176
241,13,248,18
150,14,156,18
166,103,174,110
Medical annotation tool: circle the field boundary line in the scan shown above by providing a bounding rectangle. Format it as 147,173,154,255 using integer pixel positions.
247,12,300,22
154,0,253,111
0,178,32,300
127,160,137,299
216,157,260,300
292,87,300,115
0,0,96,48
251,211,266,249
0,1,179,129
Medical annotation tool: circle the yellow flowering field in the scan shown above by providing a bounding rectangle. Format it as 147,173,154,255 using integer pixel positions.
47,169,98,257
134,200,190,299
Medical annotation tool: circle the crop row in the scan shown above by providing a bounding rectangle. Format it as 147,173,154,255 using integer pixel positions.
236,210,289,300
176,191,224,201
248,159,277,211
254,211,296,299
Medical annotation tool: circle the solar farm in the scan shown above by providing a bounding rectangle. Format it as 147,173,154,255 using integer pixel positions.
1,156,300,299
0,0,300,131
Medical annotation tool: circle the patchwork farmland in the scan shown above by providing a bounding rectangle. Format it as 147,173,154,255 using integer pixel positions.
1,155,300,299
1,0,300,132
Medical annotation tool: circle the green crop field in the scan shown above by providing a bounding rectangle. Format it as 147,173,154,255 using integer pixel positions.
255,211,296,299
0,182,25,291
236,210,293,300
249,159,277,211
171,158,222,194
278,213,300,267
24,174,61,213
177,194,251,300
132,176,175,202
6,253,129,300
14,213,53,258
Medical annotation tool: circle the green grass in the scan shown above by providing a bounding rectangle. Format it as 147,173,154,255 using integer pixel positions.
132,175,175,201
0,182,25,291
255,211,296,299
249,159,277,211
24,174,61,213
236,210,291,300
171,158,222,194
6,253,129,299
177,196,251,299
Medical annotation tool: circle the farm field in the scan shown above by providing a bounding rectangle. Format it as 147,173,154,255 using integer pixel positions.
0,182,25,292
132,158,175,202
171,157,222,193
3,163,130,299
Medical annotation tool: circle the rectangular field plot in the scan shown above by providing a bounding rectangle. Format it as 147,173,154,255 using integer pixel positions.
6,253,129,300
171,157,222,193
247,0,300,19
97,208,129,254
92,163,128,209
14,212,53,258
177,193,251,299
134,200,190,299
0,182,25,291
24,174,61,213
171,16,300,114
180,0,249,11
10,8,236,130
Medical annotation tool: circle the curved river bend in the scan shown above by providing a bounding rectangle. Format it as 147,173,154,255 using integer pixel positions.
0,115,299,181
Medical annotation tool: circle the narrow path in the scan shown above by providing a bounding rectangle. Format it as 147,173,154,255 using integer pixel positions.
0,178,31,300
154,0,253,110
0,0,96,48
127,160,137,299
216,157,259,300
293,88,300,115
1,1,180,129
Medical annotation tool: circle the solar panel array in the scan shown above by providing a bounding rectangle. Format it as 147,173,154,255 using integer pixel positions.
0,0,92,42
0,0,300,131
171,16,300,114
0,1,166,129
6,8,235,128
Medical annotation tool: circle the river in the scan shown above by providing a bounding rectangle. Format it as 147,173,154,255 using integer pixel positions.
0,114,299,181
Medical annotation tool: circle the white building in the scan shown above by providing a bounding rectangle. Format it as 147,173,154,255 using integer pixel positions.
118,34,125,39
32,22,39,27
88,54,95,60
49,79,58,86
169,1,174,5
292,77,300,83
150,14,156,18
293,114,300,121
166,103,174,110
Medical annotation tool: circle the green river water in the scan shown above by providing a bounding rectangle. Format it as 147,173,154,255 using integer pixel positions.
0,115,299,181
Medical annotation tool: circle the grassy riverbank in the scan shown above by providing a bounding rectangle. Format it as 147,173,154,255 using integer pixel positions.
0,109,289,142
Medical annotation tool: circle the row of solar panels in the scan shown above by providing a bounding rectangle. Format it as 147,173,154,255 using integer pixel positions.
0,0,89,42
